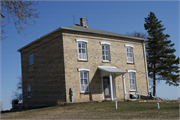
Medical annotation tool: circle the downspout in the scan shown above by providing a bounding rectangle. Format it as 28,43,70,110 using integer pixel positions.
122,74,126,100
143,41,150,95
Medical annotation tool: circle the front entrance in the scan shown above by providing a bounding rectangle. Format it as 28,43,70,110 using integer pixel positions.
99,66,127,100
103,77,111,98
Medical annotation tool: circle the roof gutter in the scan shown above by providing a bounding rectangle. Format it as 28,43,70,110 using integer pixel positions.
61,26,148,41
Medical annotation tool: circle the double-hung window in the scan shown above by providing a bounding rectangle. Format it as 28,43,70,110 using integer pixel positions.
127,70,136,91
76,39,88,60
78,68,90,93
125,44,134,63
29,54,34,65
27,85,31,98
100,42,111,61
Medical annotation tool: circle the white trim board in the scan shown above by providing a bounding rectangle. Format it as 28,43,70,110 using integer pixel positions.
127,70,136,73
76,39,88,43
125,44,134,48
78,68,90,72
100,41,111,45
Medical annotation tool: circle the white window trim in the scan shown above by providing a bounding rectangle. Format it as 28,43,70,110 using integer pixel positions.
127,70,136,91
127,70,136,73
76,41,88,61
125,46,134,63
76,39,88,43
78,68,90,72
127,61,134,64
27,85,31,98
102,60,111,63
100,41,111,45
101,44,111,61
78,68,90,93
125,44,134,48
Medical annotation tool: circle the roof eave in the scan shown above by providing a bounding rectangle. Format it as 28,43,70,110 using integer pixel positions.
17,27,63,52
61,26,148,41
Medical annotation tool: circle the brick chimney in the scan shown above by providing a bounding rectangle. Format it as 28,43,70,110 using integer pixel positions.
80,17,88,27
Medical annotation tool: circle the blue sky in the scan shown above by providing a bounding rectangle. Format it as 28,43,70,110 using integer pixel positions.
1,1,179,110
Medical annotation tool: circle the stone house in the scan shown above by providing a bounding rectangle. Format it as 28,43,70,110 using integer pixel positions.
18,17,150,108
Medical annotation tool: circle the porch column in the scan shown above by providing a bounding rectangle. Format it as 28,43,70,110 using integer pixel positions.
122,74,126,101
101,77,104,100
109,73,113,100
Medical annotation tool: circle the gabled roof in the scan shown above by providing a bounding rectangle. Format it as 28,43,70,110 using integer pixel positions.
18,25,148,52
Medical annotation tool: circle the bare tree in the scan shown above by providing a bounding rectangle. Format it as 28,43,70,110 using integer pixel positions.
1,0,39,39
0,102,3,111
126,31,148,39
12,77,22,101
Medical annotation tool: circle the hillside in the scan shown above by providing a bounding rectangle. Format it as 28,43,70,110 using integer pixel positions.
1,101,179,119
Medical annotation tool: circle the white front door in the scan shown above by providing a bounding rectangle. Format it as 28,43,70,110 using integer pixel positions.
103,76,117,99
103,77,111,99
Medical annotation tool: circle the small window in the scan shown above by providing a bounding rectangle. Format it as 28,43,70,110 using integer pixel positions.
125,44,134,63
102,44,110,61
78,68,90,93
27,85,31,98
29,54,34,65
128,72,136,91
76,39,88,61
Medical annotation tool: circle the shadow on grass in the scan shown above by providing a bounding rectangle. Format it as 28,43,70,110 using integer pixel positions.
1,105,53,114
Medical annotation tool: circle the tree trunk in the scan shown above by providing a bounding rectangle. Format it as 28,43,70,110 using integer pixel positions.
153,62,156,97
153,73,156,96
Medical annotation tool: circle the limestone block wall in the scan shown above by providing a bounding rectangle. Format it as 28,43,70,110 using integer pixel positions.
62,30,148,102
19,28,149,108
20,31,66,108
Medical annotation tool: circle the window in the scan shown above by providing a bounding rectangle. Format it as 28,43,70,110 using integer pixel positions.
126,47,133,63
100,42,111,61
29,54,34,65
78,42,87,60
127,70,136,91
76,39,88,60
125,44,134,63
27,85,31,98
78,68,90,93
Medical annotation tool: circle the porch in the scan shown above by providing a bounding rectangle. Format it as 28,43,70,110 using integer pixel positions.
98,66,127,101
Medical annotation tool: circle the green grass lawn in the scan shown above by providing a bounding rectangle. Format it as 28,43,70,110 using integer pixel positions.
1,101,179,119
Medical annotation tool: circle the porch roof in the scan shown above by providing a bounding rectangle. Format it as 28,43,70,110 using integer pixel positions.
98,66,127,77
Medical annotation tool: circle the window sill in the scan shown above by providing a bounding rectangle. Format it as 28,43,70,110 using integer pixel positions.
129,90,137,92
127,62,135,64
102,60,111,63
80,92,90,94
27,97,31,99
78,59,88,62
